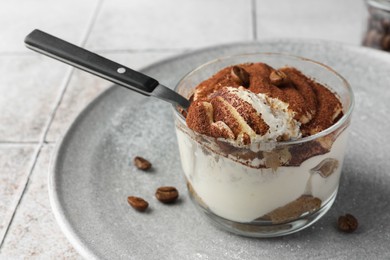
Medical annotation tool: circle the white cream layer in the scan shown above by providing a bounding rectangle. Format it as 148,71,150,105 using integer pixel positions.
225,87,301,143
176,128,349,223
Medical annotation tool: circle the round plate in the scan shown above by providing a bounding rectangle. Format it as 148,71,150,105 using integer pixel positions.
49,41,390,259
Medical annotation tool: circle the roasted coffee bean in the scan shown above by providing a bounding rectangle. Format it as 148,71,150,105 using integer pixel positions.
269,70,289,86
381,35,390,50
231,66,250,87
127,196,149,211
371,19,383,32
381,19,390,33
133,156,152,170
363,29,382,47
155,186,179,203
338,213,358,233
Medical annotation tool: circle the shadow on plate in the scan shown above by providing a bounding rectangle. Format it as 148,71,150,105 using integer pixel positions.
259,162,390,241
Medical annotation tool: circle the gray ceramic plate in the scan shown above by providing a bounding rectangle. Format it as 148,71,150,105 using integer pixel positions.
49,41,390,260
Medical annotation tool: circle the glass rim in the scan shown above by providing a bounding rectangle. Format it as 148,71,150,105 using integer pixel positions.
172,52,354,146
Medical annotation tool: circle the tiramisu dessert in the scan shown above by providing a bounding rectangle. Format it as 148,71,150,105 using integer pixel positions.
174,56,353,233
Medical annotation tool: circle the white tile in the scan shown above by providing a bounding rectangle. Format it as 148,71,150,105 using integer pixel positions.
45,51,181,142
86,0,253,51
0,55,70,142
0,0,99,53
0,145,36,242
0,145,81,259
256,0,366,44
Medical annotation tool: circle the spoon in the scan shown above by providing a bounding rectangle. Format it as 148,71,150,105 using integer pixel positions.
24,29,190,109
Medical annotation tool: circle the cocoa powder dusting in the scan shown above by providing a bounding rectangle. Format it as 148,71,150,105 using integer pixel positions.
187,62,343,140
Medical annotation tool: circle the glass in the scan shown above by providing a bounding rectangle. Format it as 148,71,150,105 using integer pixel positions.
362,0,390,51
172,53,354,237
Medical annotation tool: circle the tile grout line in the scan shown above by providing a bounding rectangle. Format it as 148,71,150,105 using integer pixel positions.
0,142,41,249
41,0,104,143
252,0,258,41
0,141,40,145
0,65,72,250
0,141,56,145
0,51,40,56
0,0,104,250
79,0,104,47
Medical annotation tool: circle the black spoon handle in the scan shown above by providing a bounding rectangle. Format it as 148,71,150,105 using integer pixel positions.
24,29,159,96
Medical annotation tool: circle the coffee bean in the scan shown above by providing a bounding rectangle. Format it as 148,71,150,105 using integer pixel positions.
363,29,382,48
371,19,383,32
338,213,358,233
231,66,250,87
127,196,149,211
155,186,179,203
381,19,390,33
133,156,152,170
381,34,390,50
269,70,289,86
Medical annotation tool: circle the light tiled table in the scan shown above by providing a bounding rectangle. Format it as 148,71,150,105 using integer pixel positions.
0,0,366,258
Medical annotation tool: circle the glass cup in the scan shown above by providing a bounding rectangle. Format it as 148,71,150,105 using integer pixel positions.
172,53,354,237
